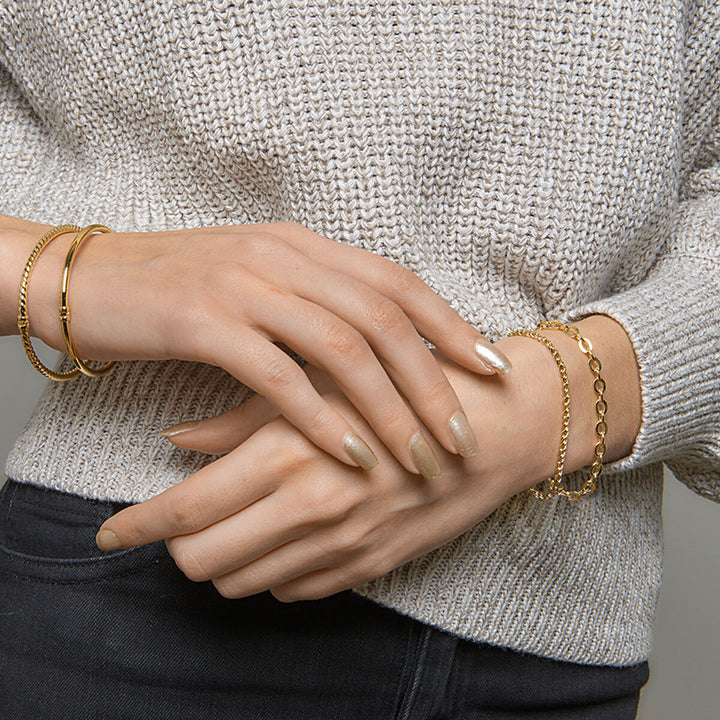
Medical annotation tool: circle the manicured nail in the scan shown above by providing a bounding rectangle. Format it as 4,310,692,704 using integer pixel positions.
409,432,442,480
343,433,378,470
475,340,512,375
158,420,200,437
96,528,123,551
448,410,479,457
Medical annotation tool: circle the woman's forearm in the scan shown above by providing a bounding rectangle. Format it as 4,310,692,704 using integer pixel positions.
0,215,516,480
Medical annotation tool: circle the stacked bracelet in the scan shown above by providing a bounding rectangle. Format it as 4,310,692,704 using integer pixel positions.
17,224,83,381
537,321,608,501
508,329,571,499
509,321,608,501
60,225,116,377
18,223,117,381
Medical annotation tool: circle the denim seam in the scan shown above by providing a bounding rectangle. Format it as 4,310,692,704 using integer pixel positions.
8,497,118,522
395,624,432,720
0,559,167,586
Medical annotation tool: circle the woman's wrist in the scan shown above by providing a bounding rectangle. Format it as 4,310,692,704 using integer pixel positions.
494,315,641,479
0,215,76,348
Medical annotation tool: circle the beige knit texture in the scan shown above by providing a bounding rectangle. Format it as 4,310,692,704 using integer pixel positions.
1,1,719,665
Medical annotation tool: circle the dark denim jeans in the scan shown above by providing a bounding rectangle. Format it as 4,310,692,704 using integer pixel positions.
0,479,648,719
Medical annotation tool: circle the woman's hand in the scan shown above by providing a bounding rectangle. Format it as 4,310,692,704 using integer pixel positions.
95,337,566,601
8,217,511,478
95,315,641,601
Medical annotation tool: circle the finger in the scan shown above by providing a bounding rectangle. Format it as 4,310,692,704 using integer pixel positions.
160,392,279,454
165,462,368,582
277,222,512,375
272,256,480,458
211,536,334,600
166,489,307,583
244,291,441,476
200,321,380,472
159,364,339,455
96,425,294,550
271,562,376,603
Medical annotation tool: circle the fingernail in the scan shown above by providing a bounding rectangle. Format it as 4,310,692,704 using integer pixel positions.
96,528,123,551
343,433,378,470
410,432,442,480
159,420,200,437
475,340,512,375
448,410,479,457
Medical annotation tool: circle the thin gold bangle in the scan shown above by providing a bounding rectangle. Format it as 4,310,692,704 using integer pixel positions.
537,321,608,500
60,224,116,378
17,224,82,381
508,328,571,500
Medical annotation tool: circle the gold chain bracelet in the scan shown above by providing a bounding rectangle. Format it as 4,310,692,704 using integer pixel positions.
17,224,83,381
507,328,571,500
536,321,608,501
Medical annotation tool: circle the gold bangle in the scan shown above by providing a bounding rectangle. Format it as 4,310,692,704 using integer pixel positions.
17,224,83,381
507,328,571,500
537,321,608,500
60,224,116,378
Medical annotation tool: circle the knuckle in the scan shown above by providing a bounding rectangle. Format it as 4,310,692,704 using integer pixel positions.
332,524,369,557
334,563,367,589
366,298,407,335
286,431,319,467
270,584,300,603
263,356,302,391
424,377,454,407
166,492,207,535
304,406,335,438
374,405,412,436
387,262,417,295
324,322,364,362
246,230,287,259
204,261,245,293
168,539,211,582
306,478,354,524
212,576,238,599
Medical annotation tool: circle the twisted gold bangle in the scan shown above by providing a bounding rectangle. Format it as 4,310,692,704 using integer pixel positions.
60,224,116,378
508,328,571,500
17,224,82,381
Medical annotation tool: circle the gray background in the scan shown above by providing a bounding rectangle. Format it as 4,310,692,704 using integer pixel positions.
1,335,718,717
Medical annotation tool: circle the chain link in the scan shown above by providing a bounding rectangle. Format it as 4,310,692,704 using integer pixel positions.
537,321,608,501
507,329,571,500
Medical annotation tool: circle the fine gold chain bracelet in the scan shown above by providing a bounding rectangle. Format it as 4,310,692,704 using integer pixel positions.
537,321,608,501
507,328,571,500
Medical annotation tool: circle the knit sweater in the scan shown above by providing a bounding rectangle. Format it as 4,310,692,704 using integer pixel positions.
1,1,719,667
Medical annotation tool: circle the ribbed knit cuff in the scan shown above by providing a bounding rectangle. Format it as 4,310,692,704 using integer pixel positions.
567,259,720,500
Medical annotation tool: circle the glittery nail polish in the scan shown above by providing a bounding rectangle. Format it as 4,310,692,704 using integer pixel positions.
475,340,512,375
410,432,442,479
448,410,479,457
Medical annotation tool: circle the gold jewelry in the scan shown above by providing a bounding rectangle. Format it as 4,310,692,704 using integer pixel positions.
17,224,83,380
60,224,116,377
536,321,607,500
508,328,571,500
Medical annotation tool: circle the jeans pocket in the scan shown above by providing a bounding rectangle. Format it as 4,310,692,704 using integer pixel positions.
0,478,165,582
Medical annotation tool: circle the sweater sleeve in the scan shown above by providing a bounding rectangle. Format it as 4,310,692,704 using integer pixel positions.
567,160,720,501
